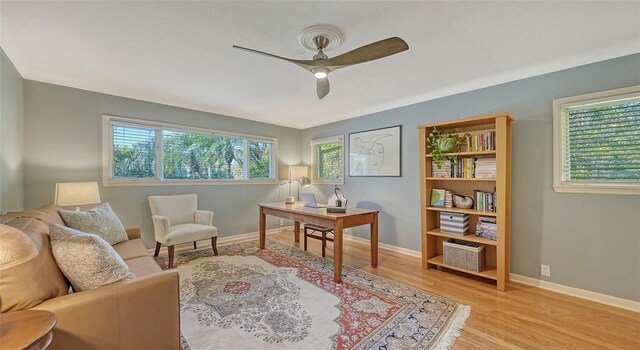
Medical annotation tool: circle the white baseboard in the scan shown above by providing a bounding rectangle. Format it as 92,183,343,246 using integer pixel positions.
509,274,640,313
342,233,422,258
343,234,639,313
148,228,639,313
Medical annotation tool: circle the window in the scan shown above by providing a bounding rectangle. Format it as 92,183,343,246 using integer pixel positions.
311,136,344,184
553,86,640,195
104,116,277,185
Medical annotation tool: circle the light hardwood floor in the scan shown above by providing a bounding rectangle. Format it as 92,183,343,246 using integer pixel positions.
268,230,640,350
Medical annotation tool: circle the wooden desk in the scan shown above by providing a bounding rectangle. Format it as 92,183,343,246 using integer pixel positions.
0,310,56,350
258,202,379,283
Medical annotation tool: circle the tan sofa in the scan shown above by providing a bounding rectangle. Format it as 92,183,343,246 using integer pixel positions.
0,205,180,350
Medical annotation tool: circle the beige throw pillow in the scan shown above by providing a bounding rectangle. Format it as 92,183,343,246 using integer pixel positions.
49,224,134,291
59,203,128,245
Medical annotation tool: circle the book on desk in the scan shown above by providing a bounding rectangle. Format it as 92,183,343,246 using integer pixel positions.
326,206,347,213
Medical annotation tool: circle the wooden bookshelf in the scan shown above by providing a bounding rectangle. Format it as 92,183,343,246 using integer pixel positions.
418,114,512,290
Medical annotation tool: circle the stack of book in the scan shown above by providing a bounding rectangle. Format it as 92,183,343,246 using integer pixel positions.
474,157,496,178
475,217,497,240
474,190,496,212
431,160,452,177
466,131,496,151
444,190,453,208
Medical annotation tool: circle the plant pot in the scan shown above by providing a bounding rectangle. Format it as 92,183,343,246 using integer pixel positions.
437,138,457,153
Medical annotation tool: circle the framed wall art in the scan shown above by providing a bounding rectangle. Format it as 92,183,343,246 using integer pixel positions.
349,125,401,177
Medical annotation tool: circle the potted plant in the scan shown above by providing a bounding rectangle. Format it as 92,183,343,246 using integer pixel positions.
427,127,467,168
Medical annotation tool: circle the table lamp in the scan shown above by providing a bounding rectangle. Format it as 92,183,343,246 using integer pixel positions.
280,166,311,203
54,182,101,211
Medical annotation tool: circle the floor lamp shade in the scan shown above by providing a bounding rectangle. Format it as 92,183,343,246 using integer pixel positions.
54,182,101,207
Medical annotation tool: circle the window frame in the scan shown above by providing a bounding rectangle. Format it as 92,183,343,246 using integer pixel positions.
310,135,345,185
552,85,640,195
102,115,278,186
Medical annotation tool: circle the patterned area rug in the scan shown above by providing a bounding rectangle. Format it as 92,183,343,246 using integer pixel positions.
154,239,470,350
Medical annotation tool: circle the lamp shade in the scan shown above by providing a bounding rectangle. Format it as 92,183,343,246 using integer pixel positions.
54,182,101,206
289,166,308,180
0,225,38,270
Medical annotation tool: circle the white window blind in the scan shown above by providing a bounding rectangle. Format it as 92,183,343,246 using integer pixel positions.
553,86,640,195
111,124,156,179
311,136,344,184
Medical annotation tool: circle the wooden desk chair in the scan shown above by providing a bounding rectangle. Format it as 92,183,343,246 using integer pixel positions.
304,224,334,258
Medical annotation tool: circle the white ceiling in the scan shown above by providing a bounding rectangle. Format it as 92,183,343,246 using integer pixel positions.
2,1,639,129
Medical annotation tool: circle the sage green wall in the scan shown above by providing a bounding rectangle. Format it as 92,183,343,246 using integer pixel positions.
301,54,640,302
0,48,24,214
20,53,640,301
23,80,301,247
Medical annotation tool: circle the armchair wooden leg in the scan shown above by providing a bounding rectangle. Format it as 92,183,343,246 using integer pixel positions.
194,241,197,250
211,237,218,256
154,242,161,257
168,245,175,269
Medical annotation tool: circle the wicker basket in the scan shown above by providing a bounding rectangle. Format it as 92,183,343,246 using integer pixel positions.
443,239,485,272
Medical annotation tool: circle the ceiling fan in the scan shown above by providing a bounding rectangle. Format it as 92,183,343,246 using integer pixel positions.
233,27,409,99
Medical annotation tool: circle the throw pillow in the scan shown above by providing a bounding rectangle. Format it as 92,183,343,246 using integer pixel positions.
58,202,128,245
49,224,134,291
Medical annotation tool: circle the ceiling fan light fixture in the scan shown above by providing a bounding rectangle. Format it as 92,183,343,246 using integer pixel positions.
313,67,329,79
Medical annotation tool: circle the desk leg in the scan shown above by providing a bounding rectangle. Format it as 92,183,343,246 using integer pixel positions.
371,212,378,268
294,221,300,243
333,219,344,283
259,207,266,249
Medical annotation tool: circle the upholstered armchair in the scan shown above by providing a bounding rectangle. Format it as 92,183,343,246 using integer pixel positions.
148,194,218,268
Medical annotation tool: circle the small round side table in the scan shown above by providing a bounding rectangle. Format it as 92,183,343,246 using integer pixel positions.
0,310,56,350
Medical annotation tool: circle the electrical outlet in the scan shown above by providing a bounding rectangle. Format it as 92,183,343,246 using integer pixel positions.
541,264,551,277
279,219,284,225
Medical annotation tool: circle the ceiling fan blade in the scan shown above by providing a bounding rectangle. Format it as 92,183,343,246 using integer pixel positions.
233,45,317,71
317,77,330,99
322,37,408,70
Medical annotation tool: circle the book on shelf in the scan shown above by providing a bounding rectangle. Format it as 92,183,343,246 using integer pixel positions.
475,216,497,240
430,189,445,207
473,190,497,213
431,157,496,179
465,131,496,152
475,157,496,178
